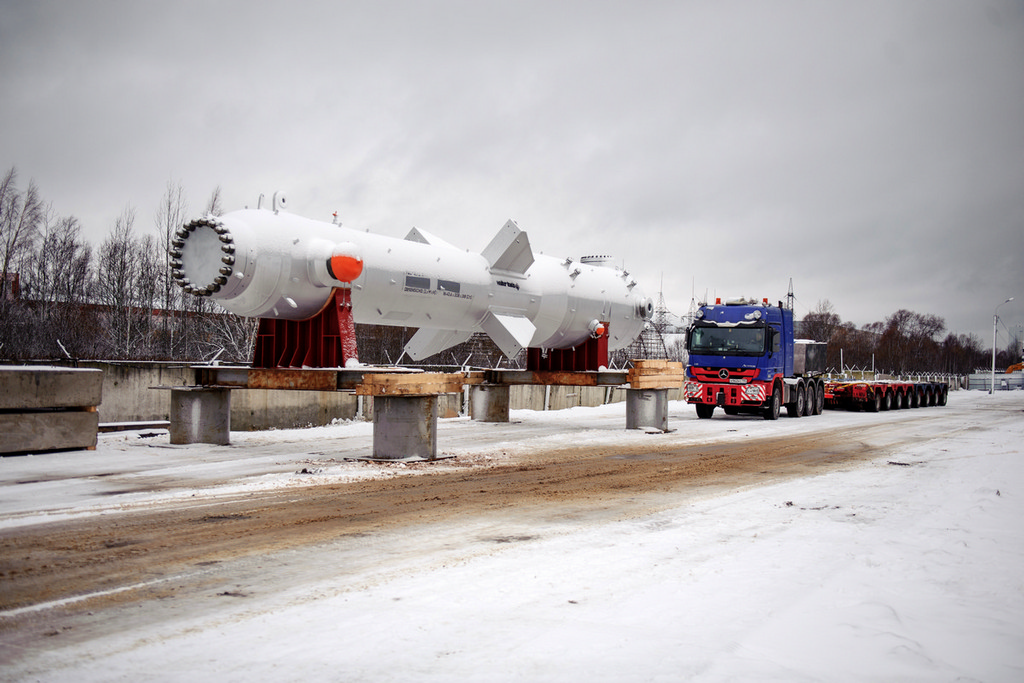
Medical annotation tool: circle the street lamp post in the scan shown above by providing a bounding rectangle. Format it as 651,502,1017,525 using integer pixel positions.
991,297,1014,394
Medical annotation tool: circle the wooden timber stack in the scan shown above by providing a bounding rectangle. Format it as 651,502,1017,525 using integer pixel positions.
626,360,685,390
355,372,478,397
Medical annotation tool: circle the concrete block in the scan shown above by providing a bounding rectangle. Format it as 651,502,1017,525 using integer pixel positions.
0,411,99,453
0,366,102,410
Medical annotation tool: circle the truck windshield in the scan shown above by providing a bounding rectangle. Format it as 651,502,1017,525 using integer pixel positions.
688,324,767,356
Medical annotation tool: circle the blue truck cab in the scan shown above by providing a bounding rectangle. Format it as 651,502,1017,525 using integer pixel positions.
684,298,826,420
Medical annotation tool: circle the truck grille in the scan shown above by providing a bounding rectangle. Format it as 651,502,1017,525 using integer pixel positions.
690,367,759,383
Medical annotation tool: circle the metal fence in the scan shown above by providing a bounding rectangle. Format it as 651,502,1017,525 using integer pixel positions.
967,372,1024,391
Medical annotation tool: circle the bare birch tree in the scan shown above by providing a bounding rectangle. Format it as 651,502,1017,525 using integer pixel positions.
800,300,842,344
0,166,45,299
21,212,99,358
95,205,144,358
200,305,258,362
154,180,188,357
204,185,223,217
0,167,46,359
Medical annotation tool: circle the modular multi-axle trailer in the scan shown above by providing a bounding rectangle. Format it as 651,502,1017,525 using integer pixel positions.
684,297,947,419
824,379,948,411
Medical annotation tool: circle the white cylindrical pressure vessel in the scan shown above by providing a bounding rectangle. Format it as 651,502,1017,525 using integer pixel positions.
171,207,652,359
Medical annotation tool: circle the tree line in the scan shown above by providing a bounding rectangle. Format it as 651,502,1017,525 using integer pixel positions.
1,167,254,362
0,165,1016,373
799,300,1014,376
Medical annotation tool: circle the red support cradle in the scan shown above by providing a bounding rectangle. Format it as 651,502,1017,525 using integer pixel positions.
252,288,358,368
526,325,609,372
252,293,606,372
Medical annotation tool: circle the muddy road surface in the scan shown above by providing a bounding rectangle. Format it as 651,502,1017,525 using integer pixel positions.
0,413,950,631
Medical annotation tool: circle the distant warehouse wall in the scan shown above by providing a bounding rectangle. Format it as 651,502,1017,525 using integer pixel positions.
79,361,191,424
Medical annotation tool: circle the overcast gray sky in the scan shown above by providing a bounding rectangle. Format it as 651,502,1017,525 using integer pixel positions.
2,0,1023,349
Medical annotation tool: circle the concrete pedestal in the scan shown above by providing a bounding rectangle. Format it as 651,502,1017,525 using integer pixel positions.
372,395,437,461
625,388,669,432
471,384,511,422
169,387,231,445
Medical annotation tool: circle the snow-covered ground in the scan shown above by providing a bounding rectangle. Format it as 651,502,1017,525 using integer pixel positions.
2,390,1023,682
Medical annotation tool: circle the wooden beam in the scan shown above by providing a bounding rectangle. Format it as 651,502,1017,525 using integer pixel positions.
356,373,466,396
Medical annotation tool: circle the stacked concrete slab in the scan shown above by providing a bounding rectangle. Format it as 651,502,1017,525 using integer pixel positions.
0,366,103,454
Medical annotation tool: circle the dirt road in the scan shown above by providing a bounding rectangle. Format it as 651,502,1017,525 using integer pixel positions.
0,418,937,625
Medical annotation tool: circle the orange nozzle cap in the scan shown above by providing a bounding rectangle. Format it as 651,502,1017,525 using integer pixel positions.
328,253,363,282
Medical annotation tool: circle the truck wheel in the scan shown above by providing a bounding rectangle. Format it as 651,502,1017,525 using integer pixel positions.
938,386,948,406
763,384,781,420
696,404,715,419
804,383,816,416
814,382,825,414
882,391,892,411
867,390,881,412
787,385,805,417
